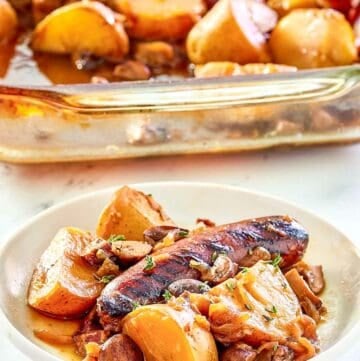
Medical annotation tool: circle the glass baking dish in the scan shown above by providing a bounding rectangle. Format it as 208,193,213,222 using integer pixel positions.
0,65,359,163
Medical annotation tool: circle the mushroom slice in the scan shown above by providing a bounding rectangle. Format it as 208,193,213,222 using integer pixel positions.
293,261,325,294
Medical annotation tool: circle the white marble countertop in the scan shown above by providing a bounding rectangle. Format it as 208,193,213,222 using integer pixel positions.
0,143,360,361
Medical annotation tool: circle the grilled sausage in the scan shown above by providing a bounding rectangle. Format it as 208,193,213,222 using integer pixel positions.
97,215,308,331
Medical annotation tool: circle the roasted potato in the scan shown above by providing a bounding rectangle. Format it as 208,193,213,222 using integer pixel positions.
269,9,357,69
96,186,174,241
267,0,319,16
28,227,104,318
113,0,207,40
31,1,129,60
0,0,18,43
186,0,276,64
122,302,218,361
194,62,297,77
35,53,93,84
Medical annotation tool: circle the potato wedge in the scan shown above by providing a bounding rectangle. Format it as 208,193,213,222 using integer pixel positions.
0,0,18,43
194,62,297,77
31,1,129,60
113,0,207,40
123,302,218,361
28,227,103,318
186,0,276,64
269,9,357,69
96,186,174,241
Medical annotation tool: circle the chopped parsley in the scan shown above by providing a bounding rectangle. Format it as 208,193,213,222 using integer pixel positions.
199,281,210,292
240,267,249,274
143,255,156,272
211,251,218,263
162,289,172,301
179,230,189,238
147,194,152,197
245,304,253,311
273,344,278,352
281,281,288,289
265,305,278,314
132,301,140,310
267,254,283,268
100,275,116,284
262,314,274,322
108,234,126,243
225,280,236,291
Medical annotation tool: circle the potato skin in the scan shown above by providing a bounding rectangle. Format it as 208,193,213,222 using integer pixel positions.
28,227,103,319
114,0,207,40
0,0,18,43
31,1,129,60
122,303,218,361
96,186,174,241
186,0,272,64
269,9,357,69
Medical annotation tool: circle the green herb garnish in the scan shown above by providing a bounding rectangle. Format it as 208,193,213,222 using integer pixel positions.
266,305,278,314
100,275,116,284
162,290,172,301
245,304,253,311
211,251,218,263
132,301,140,310
143,255,156,272
199,281,209,292
225,280,236,291
267,254,283,268
240,267,249,274
262,314,274,322
108,234,126,243
179,230,189,238
273,344,278,352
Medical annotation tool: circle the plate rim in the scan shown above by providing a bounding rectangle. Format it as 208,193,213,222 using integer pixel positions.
0,181,359,361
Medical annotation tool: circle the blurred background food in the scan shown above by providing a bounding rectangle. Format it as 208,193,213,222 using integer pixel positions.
0,0,359,85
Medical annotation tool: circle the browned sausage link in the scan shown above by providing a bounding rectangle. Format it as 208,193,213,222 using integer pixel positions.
98,216,308,331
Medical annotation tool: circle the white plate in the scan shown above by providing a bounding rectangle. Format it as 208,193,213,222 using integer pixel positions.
0,182,359,361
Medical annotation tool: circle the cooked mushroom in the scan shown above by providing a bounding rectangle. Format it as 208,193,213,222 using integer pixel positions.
221,343,257,361
190,254,238,285
99,334,144,361
285,268,326,323
239,246,272,267
96,258,121,278
257,343,295,361
168,279,211,297
293,261,325,294
111,240,152,265
113,60,151,81
143,225,189,245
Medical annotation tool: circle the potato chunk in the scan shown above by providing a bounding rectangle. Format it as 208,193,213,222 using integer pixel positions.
96,186,174,241
28,227,103,318
114,0,206,40
0,0,18,43
269,9,357,69
31,2,129,60
186,0,276,64
207,262,317,352
122,302,218,361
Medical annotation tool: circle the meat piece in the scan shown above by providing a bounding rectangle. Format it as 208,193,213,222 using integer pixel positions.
221,343,257,361
285,269,326,323
111,241,152,265
98,334,144,361
257,343,294,361
73,330,109,357
97,216,308,331
293,261,325,294
143,225,189,245
168,279,210,297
